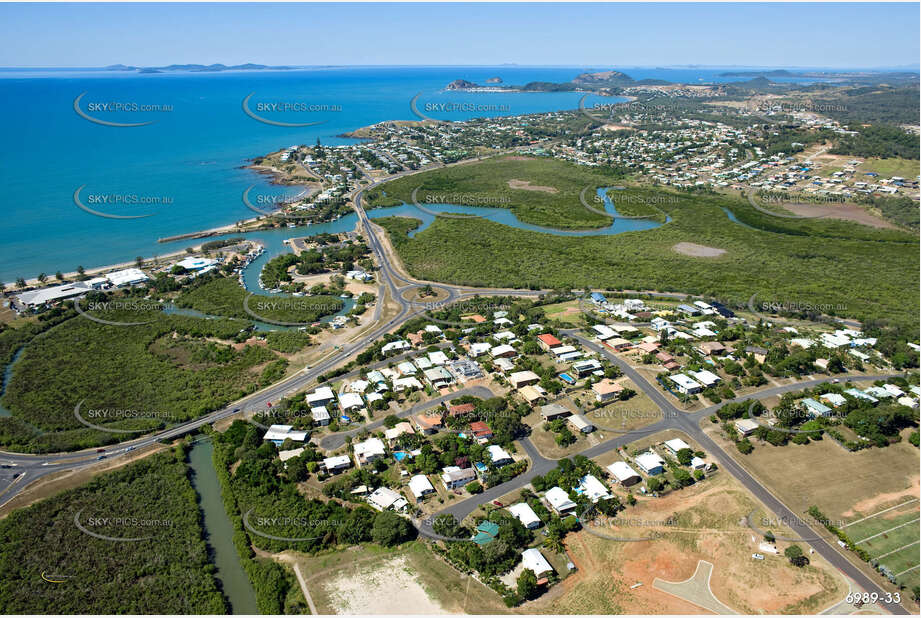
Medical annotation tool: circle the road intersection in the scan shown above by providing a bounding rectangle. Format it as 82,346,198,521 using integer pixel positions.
0,172,910,613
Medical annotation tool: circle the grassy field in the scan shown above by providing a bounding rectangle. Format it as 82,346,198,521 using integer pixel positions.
364,156,624,229
0,447,227,614
842,500,920,592
858,157,921,179
374,182,919,333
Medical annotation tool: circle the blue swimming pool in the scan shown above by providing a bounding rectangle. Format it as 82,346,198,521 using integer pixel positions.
559,373,576,384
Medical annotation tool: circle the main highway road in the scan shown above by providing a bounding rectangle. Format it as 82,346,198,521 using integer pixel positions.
0,164,909,613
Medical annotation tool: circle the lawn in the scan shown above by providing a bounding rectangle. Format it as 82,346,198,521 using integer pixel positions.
842,500,920,592
858,157,921,180
364,155,625,229
374,183,918,334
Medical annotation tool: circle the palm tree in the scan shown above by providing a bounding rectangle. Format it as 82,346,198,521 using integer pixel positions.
37,273,47,284
135,256,144,268
16,278,26,289
55,271,64,281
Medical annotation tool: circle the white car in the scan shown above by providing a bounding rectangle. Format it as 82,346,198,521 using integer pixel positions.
752,553,765,560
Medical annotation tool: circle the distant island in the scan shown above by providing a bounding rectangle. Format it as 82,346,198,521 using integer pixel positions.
104,63,296,73
444,69,670,93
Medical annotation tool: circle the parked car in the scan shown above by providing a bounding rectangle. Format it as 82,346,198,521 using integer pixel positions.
752,553,764,560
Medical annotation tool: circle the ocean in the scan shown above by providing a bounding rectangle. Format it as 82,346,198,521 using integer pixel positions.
0,65,845,282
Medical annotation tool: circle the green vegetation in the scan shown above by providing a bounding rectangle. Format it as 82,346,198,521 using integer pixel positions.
0,447,226,613
0,303,281,453
211,421,419,612
812,86,920,127
365,156,626,229
265,331,314,353
830,125,920,160
175,275,343,323
260,240,370,289
374,184,918,333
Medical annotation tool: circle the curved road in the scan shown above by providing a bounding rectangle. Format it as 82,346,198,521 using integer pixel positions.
0,162,910,613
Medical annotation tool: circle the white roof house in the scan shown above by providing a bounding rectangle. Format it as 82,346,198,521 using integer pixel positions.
338,392,364,411
397,361,418,375
381,340,411,355
735,418,760,436
177,257,218,271
367,486,408,511
490,344,517,358
468,342,492,357
607,461,641,485
311,407,331,423
819,393,847,408
353,437,386,467
670,374,703,393
393,376,423,391
579,474,611,503
408,475,435,500
521,548,554,577
307,386,335,406
428,351,449,365
635,452,665,475
262,424,308,444
545,486,577,514
487,445,512,465
508,503,541,529
691,456,707,470
592,324,617,340
690,370,721,387
664,438,691,455
323,454,352,471
493,331,516,342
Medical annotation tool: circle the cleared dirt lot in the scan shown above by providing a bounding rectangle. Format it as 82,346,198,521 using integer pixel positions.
529,473,847,615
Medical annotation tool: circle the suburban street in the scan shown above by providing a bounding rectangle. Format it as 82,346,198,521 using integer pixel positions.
0,170,910,614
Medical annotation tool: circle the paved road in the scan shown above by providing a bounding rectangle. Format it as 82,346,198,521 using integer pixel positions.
431,330,907,614
0,159,910,613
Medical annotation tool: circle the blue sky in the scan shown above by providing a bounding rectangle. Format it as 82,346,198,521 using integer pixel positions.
1,2,918,68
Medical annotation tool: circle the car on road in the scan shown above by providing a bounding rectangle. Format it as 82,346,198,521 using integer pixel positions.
96,455,106,460
125,446,135,452
96,448,105,453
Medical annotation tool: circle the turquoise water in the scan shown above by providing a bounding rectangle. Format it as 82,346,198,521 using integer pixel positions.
0,66,629,282
0,64,845,282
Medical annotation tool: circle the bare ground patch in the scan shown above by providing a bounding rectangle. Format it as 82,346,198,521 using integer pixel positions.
779,202,900,230
320,555,449,614
672,242,727,258
507,179,559,193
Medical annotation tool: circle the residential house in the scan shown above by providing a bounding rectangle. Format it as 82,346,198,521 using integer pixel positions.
508,503,541,529
545,486,577,514
635,452,665,475
540,402,571,421
441,466,477,490
509,370,540,389
353,437,386,467
408,475,435,502
607,461,641,486
592,379,624,403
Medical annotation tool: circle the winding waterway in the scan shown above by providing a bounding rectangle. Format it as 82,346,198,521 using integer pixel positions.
187,440,259,615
